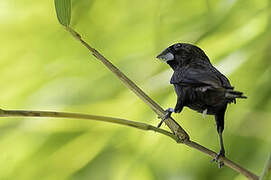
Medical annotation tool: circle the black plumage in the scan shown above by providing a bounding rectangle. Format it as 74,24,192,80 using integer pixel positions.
156,43,246,167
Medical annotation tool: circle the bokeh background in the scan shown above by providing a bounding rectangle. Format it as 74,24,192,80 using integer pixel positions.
0,0,271,179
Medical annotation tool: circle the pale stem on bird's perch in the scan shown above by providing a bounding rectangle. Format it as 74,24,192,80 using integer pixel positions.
65,26,189,141
0,108,178,142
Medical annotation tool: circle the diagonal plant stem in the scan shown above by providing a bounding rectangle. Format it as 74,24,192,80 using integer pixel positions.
185,141,259,180
60,27,260,179
0,108,259,180
65,27,189,141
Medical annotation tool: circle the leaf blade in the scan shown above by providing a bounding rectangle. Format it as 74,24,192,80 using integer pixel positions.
54,0,71,26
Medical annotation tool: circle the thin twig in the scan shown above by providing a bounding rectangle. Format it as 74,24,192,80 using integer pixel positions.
260,153,271,180
65,27,189,141
185,141,259,180
0,108,259,180
0,108,178,142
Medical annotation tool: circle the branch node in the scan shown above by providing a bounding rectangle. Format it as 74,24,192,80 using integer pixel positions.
176,136,183,144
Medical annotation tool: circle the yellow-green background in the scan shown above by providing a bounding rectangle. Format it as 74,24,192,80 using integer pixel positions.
0,0,270,179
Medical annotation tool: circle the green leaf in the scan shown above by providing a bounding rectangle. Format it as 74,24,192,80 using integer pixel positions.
54,0,71,27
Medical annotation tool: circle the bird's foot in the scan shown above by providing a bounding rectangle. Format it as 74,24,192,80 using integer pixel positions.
211,150,225,168
157,108,174,128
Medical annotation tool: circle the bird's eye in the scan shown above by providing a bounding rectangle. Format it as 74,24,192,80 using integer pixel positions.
174,43,181,50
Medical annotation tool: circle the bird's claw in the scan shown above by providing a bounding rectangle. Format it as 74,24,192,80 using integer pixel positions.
157,108,174,128
211,150,225,168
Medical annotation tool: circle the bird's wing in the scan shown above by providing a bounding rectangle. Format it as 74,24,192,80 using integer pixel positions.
211,66,232,89
170,64,232,89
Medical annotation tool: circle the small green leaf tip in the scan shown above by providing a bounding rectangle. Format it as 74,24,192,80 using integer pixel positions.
54,0,71,27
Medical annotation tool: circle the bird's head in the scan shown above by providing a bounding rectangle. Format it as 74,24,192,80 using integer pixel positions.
156,43,209,69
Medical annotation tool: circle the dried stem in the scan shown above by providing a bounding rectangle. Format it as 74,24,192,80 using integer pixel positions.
0,108,178,142
184,141,259,180
0,108,259,180
65,27,189,141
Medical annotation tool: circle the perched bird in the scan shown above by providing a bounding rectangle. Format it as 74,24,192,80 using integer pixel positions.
156,43,246,167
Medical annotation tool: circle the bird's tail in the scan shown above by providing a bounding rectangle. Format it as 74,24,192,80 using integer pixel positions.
224,89,247,103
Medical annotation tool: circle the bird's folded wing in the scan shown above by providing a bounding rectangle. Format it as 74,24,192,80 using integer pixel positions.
170,66,232,89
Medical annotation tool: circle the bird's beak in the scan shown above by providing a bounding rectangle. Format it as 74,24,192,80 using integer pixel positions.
156,48,174,63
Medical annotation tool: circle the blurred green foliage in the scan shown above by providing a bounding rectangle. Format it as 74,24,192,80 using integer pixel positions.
0,0,271,179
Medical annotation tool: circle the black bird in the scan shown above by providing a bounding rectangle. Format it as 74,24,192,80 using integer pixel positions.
156,43,246,167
